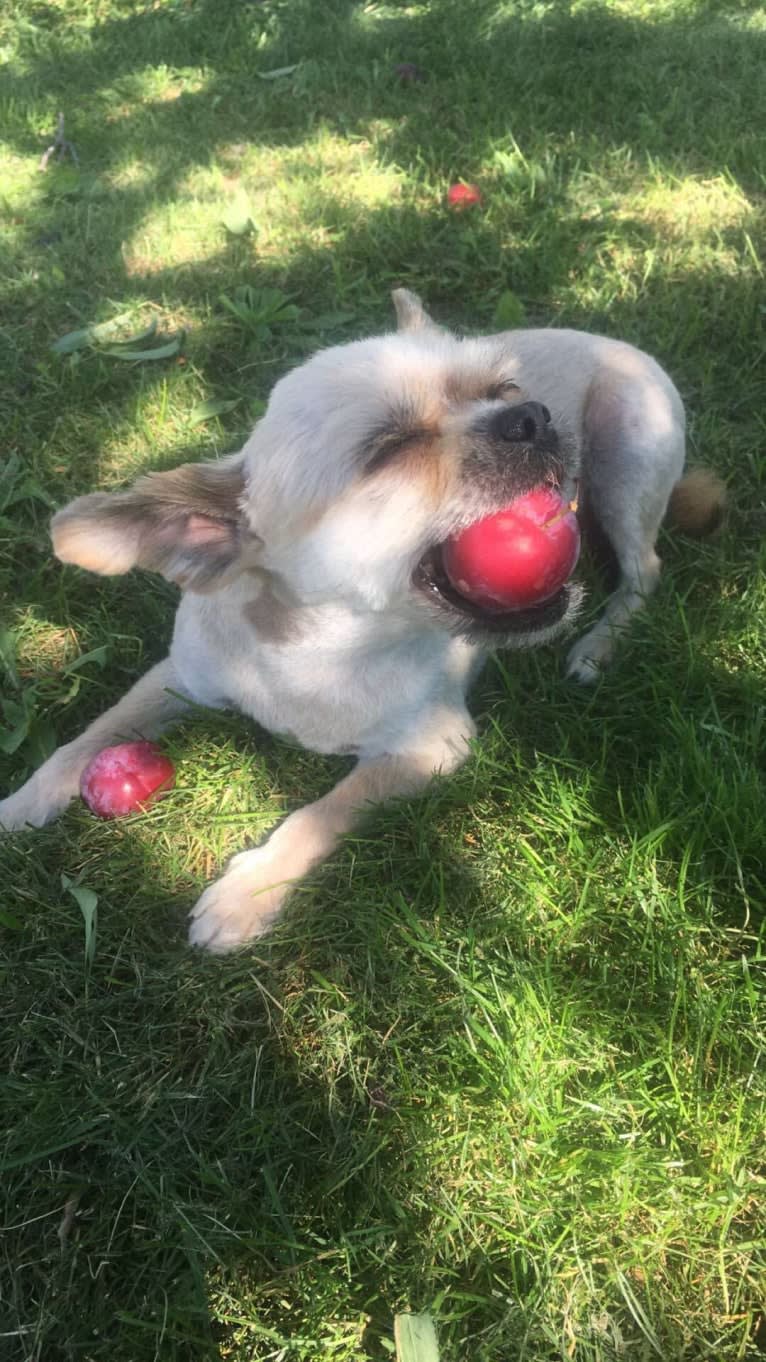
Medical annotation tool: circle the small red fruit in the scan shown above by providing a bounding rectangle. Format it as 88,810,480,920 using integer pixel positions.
80,741,175,819
443,487,580,611
447,182,482,210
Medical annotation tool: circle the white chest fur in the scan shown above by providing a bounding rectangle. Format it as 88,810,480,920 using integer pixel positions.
170,579,480,758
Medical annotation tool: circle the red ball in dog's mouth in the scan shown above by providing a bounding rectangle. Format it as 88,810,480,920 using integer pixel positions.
442,487,580,611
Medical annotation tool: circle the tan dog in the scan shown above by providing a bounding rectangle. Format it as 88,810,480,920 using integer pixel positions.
0,291,723,950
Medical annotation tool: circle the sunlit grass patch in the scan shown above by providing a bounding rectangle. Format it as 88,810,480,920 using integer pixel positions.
11,609,81,676
634,172,754,239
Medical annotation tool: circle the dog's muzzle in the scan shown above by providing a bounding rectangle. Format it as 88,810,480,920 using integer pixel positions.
411,403,583,647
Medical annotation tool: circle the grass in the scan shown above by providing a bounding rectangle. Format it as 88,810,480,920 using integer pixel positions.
1,0,765,1358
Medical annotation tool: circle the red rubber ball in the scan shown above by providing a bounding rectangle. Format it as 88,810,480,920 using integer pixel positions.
443,487,580,610
80,741,175,818
447,182,482,209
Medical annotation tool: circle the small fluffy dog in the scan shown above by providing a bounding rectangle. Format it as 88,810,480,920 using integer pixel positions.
1,291,723,951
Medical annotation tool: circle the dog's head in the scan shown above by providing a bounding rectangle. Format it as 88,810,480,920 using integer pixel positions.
52,291,583,648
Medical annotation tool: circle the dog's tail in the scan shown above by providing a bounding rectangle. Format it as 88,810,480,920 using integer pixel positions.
667,467,726,536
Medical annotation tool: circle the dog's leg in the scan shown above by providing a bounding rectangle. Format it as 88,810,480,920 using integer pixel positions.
189,704,475,953
0,656,190,831
566,365,686,684
566,540,663,684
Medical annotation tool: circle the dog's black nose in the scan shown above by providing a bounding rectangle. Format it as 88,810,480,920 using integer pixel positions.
491,401,552,444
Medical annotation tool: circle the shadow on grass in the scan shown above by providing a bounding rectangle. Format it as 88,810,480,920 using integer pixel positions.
1,0,762,669
1,0,763,434
3,0,763,178
2,641,763,1359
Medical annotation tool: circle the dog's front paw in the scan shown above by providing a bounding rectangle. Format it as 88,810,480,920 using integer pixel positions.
0,793,30,833
565,649,602,685
188,847,291,953
565,631,612,685
0,781,70,832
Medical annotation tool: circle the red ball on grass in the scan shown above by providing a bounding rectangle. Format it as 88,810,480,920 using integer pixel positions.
443,487,580,611
447,182,482,210
80,741,175,819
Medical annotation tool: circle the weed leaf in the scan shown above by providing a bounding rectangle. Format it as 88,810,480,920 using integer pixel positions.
189,398,240,426
62,874,98,967
0,626,19,688
256,64,299,80
100,337,182,361
493,289,526,328
51,311,134,354
0,455,51,512
104,318,158,347
0,697,32,754
222,196,257,236
62,645,109,675
394,1314,439,1361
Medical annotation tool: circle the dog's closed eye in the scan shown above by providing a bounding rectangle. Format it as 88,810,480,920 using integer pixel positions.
485,379,521,402
363,420,436,476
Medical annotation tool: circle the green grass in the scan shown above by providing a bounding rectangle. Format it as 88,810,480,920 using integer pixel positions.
1,0,765,1358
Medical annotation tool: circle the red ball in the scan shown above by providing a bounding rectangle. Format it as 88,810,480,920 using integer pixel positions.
443,487,580,610
447,182,482,210
80,741,175,818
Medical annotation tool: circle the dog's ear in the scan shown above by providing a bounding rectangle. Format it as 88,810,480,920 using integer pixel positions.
391,288,442,334
51,455,259,592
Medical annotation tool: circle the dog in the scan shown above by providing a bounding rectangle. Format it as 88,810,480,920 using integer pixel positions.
0,290,724,951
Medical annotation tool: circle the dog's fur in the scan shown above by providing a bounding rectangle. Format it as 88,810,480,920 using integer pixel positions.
0,291,724,951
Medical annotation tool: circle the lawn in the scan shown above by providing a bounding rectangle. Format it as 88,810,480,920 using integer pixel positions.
1,0,765,1358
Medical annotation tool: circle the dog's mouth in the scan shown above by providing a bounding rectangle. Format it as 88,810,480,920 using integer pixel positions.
412,543,582,647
